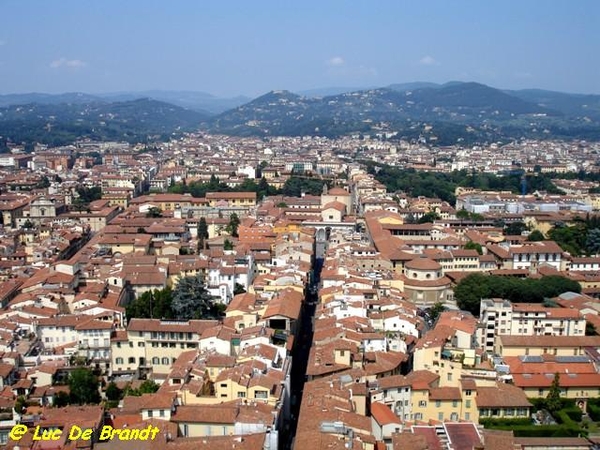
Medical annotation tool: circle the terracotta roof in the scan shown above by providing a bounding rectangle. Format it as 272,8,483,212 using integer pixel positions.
476,383,532,408
371,402,401,426
405,257,441,271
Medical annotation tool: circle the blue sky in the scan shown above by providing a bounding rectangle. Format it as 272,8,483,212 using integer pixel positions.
0,1,598,96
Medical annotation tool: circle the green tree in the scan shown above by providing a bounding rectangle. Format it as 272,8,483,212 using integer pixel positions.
54,391,70,407
546,373,562,413
454,273,581,316
528,230,545,241
197,217,209,252
171,274,220,320
14,395,27,414
105,382,123,402
504,221,528,236
548,223,586,256
585,228,600,255
224,239,234,250
234,283,246,295
464,241,483,255
75,186,102,204
226,213,240,237
586,321,597,336
453,273,492,315
418,211,441,224
125,380,160,397
126,287,173,320
429,302,445,322
68,368,101,405
145,206,163,218
456,209,471,220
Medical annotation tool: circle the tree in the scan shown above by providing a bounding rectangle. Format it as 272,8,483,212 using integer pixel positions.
68,368,101,405
504,221,528,236
197,217,209,252
454,273,581,316
429,302,445,322
126,287,173,320
126,380,160,396
226,213,240,237
171,274,220,320
234,283,246,295
224,239,234,250
146,206,163,218
22,219,35,229
105,382,123,402
453,273,493,315
418,211,441,224
464,241,483,255
456,209,471,220
14,395,27,414
586,321,597,336
54,391,70,407
586,228,600,255
546,373,562,413
528,230,545,241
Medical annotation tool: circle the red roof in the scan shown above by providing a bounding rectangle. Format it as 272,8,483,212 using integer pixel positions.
371,402,401,426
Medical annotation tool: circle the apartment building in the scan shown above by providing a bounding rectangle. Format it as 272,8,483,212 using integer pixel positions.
110,319,218,377
479,298,586,353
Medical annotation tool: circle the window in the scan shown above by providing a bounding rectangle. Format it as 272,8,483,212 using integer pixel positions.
161,357,170,365
438,412,444,421
465,389,472,396
255,390,268,399
128,357,135,364
418,400,427,407
148,410,153,418
152,357,159,365
237,392,246,398
435,400,441,407
465,412,470,421
466,400,471,408
116,357,124,364
452,400,458,408
414,413,423,420
159,409,165,417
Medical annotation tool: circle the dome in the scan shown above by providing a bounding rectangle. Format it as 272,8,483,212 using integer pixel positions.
405,257,441,271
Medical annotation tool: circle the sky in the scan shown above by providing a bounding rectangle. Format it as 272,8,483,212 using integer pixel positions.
0,1,598,97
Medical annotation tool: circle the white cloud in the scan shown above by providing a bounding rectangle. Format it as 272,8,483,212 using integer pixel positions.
50,57,87,69
418,55,440,66
326,56,345,67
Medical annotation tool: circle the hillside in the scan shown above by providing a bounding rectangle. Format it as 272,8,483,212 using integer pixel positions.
0,98,208,147
209,82,599,143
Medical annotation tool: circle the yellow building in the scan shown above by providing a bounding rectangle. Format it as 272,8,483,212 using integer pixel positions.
205,192,257,208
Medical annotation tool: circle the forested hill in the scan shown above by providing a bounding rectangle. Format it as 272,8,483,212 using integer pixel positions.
0,98,208,148
209,82,600,143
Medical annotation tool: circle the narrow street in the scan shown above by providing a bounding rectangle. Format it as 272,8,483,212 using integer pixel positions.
282,257,322,450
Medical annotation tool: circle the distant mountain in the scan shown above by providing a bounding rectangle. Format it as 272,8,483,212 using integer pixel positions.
2,82,599,148
0,92,101,107
209,82,600,143
0,90,250,114
387,82,441,92
298,86,372,98
0,98,208,147
507,89,600,121
99,90,250,114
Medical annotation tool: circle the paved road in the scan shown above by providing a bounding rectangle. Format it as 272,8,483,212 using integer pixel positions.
282,258,322,450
